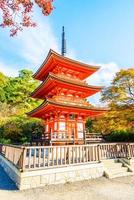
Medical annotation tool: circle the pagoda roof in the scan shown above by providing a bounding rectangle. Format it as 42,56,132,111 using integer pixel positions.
31,73,103,99
27,99,107,119
33,49,100,81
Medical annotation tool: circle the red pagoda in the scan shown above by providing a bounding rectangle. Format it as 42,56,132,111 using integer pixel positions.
28,27,106,145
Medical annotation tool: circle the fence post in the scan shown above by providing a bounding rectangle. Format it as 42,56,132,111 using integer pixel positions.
127,144,131,158
97,145,101,162
84,130,86,145
21,147,26,172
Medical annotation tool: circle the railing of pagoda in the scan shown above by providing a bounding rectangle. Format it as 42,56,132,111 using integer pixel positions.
85,133,104,143
56,74,87,85
44,131,74,141
51,95,91,106
1,143,134,171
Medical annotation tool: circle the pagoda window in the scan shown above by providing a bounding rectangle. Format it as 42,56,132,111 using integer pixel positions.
77,122,84,139
59,122,65,130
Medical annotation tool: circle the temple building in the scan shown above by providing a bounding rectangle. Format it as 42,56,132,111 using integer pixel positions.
28,27,106,145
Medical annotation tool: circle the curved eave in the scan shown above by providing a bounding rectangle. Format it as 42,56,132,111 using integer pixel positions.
33,49,100,81
31,73,103,99
27,100,107,119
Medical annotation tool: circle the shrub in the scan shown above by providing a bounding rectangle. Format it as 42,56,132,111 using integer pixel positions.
0,116,44,144
105,130,134,142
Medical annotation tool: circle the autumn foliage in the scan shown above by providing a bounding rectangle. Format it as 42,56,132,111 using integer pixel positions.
0,0,54,36
93,68,134,135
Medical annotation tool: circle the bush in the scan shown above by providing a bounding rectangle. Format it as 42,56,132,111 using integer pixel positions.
85,118,93,132
0,138,11,144
0,116,44,144
105,130,134,142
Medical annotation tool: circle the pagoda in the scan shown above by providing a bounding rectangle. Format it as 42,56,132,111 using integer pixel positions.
28,27,106,145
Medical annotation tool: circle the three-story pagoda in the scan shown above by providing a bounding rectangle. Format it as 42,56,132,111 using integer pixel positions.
28,28,106,145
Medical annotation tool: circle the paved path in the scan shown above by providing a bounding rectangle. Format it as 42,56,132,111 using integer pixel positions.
0,166,134,200
0,166,16,190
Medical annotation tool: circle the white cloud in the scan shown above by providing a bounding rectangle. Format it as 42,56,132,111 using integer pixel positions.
86,62,119,86
15,21,59,71
86,62,120,105
0,60,18,77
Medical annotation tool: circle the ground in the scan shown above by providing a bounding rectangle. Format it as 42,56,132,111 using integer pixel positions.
0,166,134,200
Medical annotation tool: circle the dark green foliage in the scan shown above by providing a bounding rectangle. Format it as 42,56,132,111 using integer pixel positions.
0,117,44,144
85,118,93,132
0,69,43,144
0,72,9,103
105,130,134,142
4,69,41,111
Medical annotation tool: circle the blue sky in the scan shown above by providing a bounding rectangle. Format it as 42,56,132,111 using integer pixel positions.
0,0,134,104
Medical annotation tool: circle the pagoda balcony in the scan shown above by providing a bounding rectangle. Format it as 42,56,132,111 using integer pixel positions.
32,131,80,145
45,131,74,141
51,95,93,107
56,74,88,86
32,131,104,146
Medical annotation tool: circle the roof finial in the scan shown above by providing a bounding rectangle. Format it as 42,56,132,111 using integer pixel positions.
61,26,66,56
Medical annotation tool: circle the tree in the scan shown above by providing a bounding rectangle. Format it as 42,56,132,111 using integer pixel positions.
93,68,134,134
0,72,9,102
102,68,134,106
0,69,41,117
0,116,44,144
85,118,93,132
0,0,54,36
6,69,40,109
0,69,45,144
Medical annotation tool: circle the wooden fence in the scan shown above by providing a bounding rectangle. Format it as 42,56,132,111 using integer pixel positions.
0,143,134,171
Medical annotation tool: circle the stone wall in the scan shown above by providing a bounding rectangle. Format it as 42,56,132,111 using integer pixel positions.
0,155,104,190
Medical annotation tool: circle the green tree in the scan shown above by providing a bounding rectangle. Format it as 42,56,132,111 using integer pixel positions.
0,69,44,144
93,68,134,134
0,72,9,102
85,118,93,132
1,69,41,115
0,117,44,144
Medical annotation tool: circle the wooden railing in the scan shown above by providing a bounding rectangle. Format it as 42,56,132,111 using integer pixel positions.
44,131,74,141
85,133,104,143
21,145,100,171
1,143,134,171
0,145,24,169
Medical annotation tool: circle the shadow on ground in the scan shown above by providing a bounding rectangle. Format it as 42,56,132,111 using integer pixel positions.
0,166,17,190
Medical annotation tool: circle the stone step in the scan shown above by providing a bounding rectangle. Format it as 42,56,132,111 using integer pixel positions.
105,171,133,179
103,159,134,179
103,162,123,169
105,167,128,174
103,159,119,164
104,162,123,167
